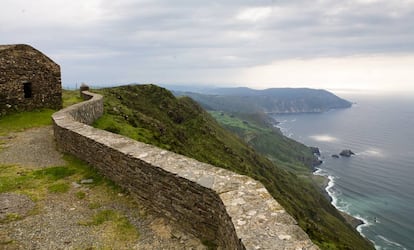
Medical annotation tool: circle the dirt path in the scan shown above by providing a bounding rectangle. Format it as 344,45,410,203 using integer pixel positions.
0,126,206,249
0,126,65,167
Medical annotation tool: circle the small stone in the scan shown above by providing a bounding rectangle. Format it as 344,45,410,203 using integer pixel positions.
339,149,355,157
72,182,81,188
80,179,94,184
138,153,148,158
247,210,257,216
237,220,246,226
231,198,246,206
278,234,292,240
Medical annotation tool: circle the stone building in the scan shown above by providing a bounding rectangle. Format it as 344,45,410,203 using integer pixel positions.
0,44,62,116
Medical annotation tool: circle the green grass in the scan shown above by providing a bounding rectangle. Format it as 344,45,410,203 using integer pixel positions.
0,109,55,135
79,209,139,241
76,191,86,199
33,166,77,181
209,111,268,132
88,202,102,209
0,155,116,199
62,89,83,108
93,84,374,250
48,182,70,193
209,111,317,175
84,209,117,226
0,89,82,136
0,213,22,224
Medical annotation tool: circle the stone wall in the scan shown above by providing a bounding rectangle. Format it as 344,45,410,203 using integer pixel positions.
0,44,61,116
52,91,318,250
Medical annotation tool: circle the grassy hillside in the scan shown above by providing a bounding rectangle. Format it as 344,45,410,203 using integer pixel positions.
209,111,319,175
93,84,373,249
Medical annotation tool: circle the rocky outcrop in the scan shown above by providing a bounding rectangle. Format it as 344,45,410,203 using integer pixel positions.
52,90,318,250
339,150,355,157
310,147,321,156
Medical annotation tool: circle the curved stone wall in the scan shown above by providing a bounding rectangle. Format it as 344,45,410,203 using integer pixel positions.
52,91,318,250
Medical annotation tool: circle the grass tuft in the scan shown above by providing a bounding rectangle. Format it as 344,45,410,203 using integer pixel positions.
88,202,102,209
75,191,86,199
79,209,139,241
48,182,70,193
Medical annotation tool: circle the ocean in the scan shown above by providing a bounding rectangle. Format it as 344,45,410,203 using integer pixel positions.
272,93,414,250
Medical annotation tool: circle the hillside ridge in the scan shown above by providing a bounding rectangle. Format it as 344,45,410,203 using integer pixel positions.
174,87,351,114
92,84,373,249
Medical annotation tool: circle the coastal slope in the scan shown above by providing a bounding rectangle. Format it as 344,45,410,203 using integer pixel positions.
93,84,373,249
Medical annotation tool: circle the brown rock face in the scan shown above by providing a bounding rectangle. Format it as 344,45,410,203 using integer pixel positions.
0,44,62,116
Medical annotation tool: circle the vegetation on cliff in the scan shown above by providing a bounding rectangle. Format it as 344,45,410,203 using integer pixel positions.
208,111,319,174
93,84,373,249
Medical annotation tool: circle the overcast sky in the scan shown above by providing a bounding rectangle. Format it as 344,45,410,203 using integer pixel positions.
1,0,414,93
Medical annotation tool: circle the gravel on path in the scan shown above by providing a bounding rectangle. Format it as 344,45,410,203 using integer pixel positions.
0,126,66,167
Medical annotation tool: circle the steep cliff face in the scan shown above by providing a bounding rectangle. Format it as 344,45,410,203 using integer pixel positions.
93,84,373,249
174,87,351,114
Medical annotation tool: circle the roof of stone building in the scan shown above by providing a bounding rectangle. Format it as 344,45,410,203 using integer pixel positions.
0,45,15,51
0,44,60,70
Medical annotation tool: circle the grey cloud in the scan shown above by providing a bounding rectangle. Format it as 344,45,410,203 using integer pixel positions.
1,0,414,86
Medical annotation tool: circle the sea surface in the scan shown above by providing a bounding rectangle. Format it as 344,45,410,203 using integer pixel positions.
272,93,414,250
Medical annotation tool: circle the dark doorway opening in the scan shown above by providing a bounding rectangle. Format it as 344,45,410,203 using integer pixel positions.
23,82,32,98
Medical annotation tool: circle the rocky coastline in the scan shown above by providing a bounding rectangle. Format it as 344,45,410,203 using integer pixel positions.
309,146,363,229
312,170,364,229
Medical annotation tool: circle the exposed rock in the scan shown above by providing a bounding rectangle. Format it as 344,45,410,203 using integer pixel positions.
340,211,364,229
310,147,321,156
312,159,323,167
331,154,339,159
339,150,355,157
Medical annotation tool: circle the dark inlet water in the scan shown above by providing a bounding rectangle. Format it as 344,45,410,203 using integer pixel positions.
272,93,414,250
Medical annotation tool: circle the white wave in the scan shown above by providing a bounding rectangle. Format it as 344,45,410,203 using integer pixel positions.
313,168,325,176
377,235,407,250
354,214,371,234
309,134,338,142
314,171,373,240
326,175,335,192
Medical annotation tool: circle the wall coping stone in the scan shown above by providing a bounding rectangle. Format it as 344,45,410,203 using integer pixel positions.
52,90,319,250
